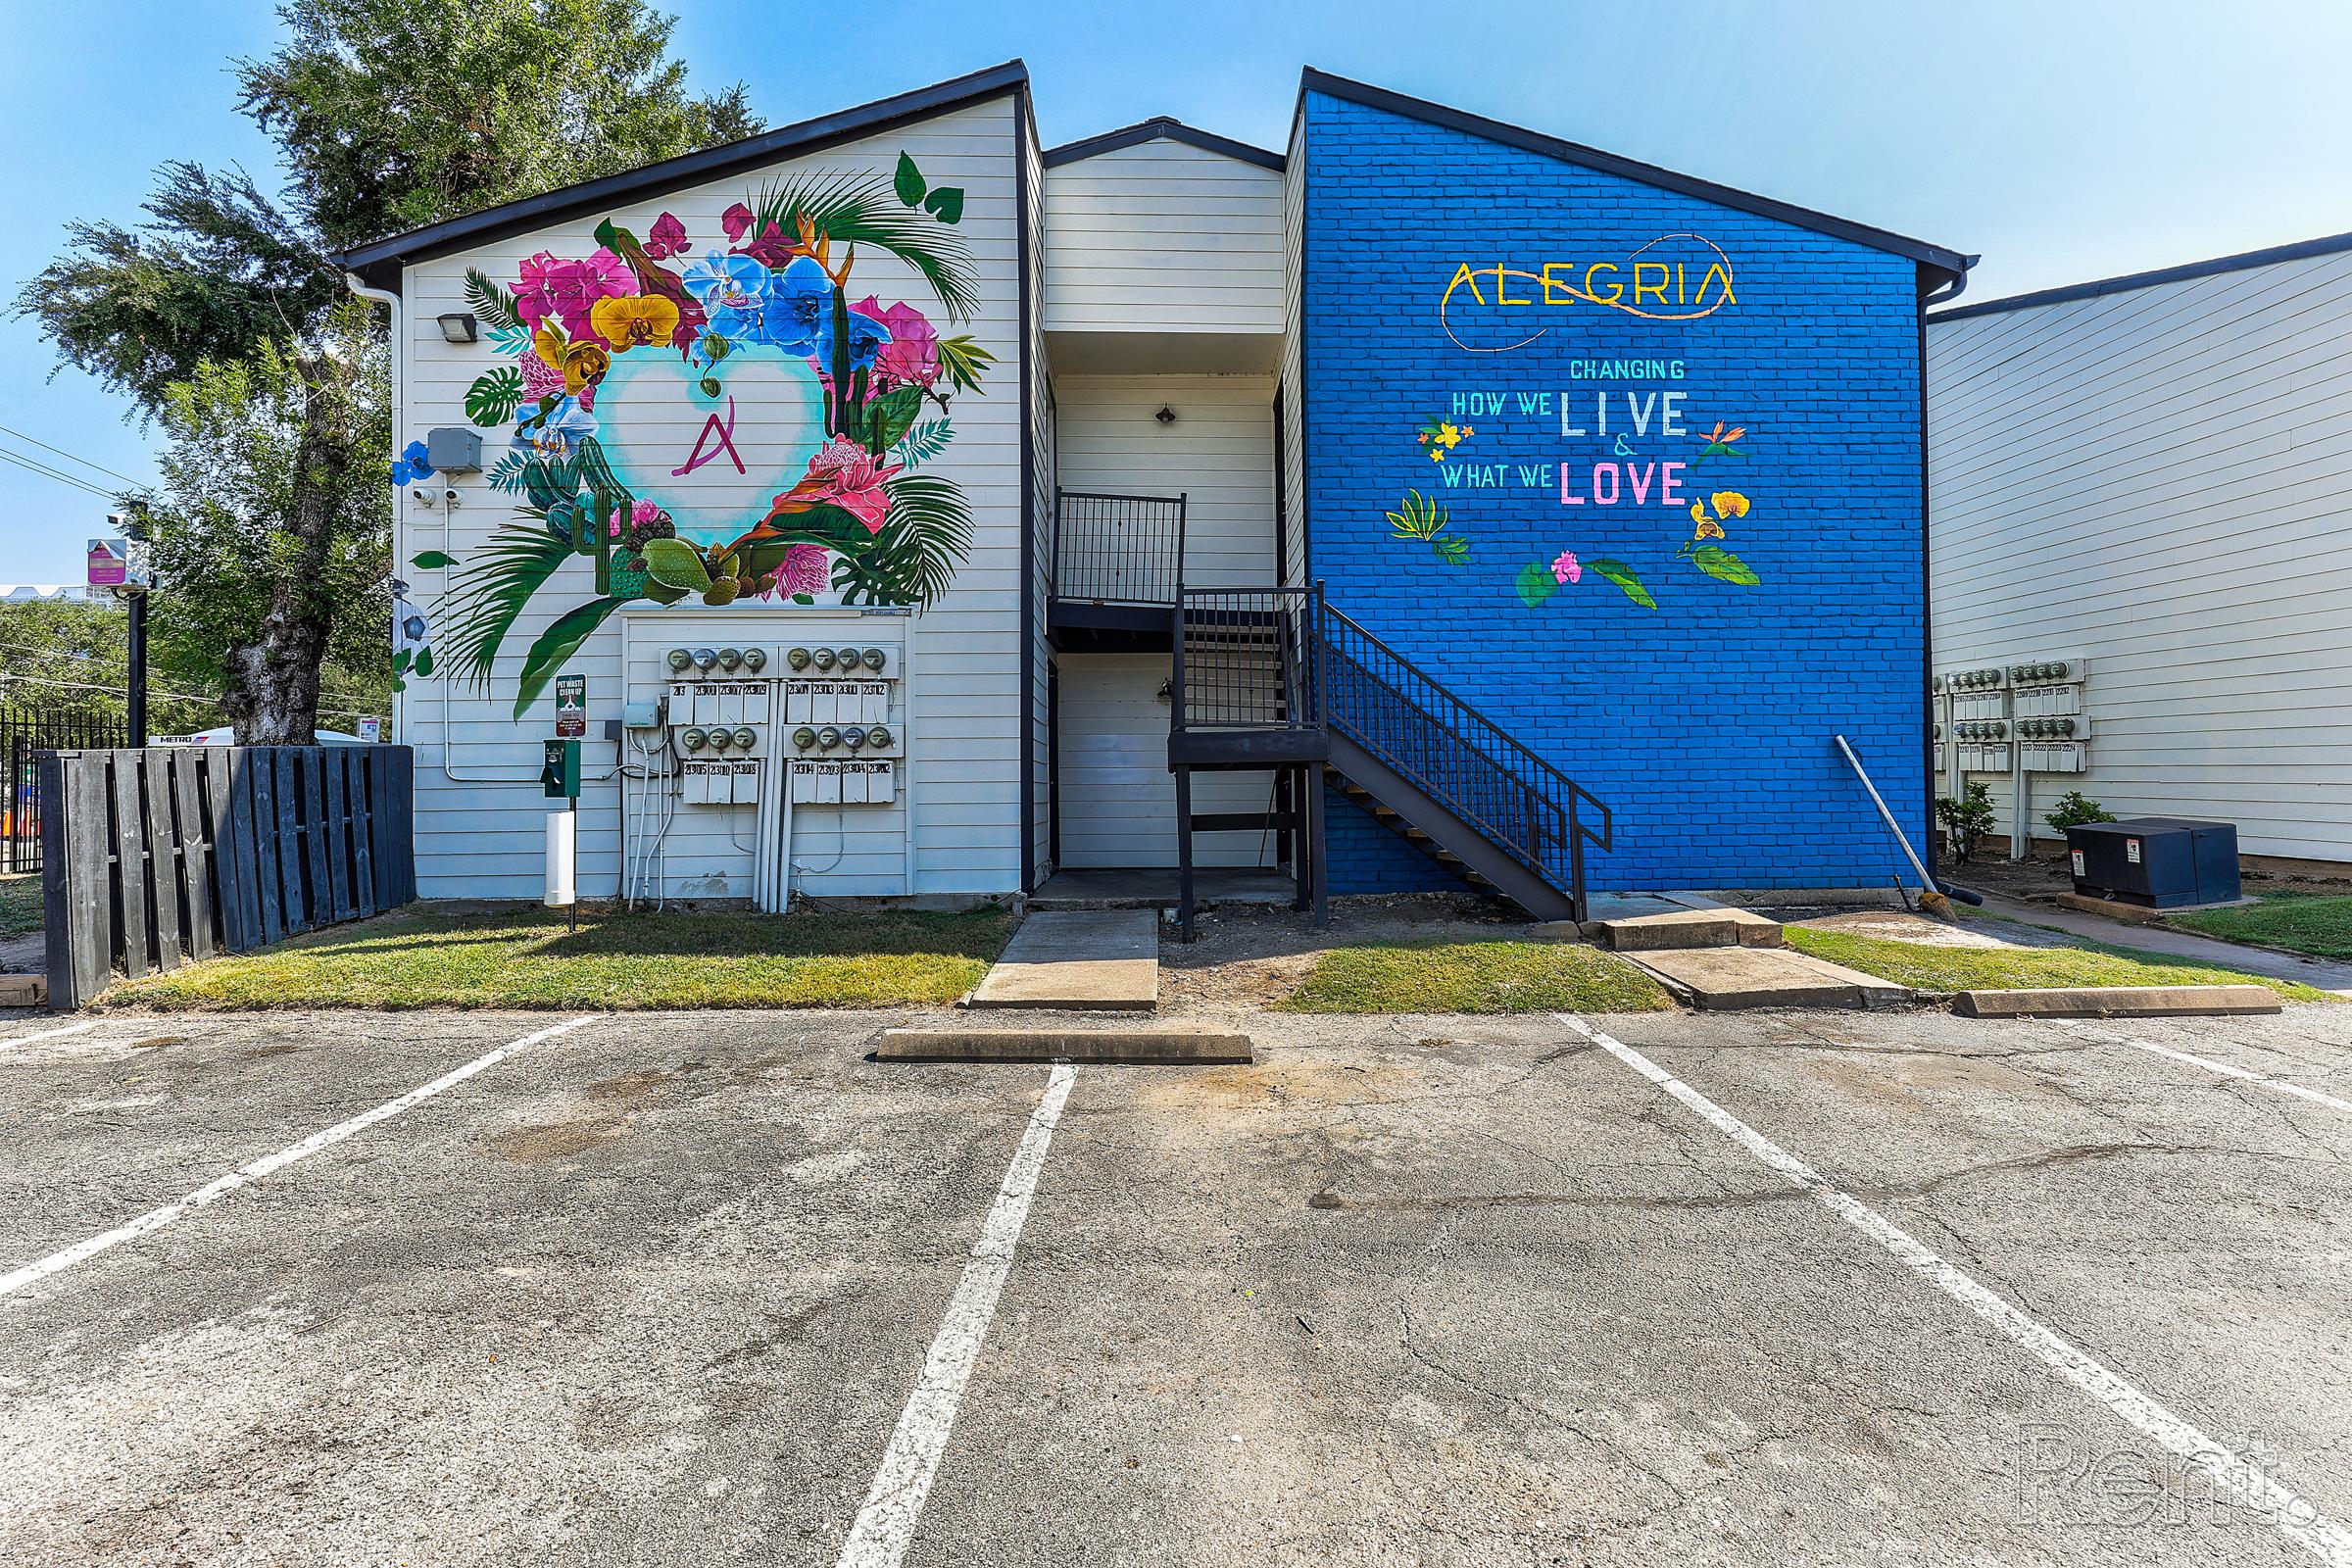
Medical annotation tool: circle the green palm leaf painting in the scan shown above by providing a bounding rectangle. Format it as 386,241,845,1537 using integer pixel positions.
752,171,978,320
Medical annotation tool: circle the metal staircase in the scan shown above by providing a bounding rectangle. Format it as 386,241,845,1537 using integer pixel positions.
1044,488,1613,936
1167,582,1612,936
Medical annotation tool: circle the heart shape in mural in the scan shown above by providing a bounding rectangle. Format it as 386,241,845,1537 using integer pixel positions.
590,343,828,548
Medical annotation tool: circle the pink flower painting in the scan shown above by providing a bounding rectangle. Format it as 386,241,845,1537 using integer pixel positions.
644,212,688,260
1551,551,1582,585
514,247,636,345
854,296,940,389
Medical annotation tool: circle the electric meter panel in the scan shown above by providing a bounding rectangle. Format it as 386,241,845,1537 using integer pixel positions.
650,640,902,808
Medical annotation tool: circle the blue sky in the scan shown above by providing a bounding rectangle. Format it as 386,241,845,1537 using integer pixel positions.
4,0,2347,584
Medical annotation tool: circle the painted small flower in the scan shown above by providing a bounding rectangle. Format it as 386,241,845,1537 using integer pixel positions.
589,293,682,351
512,394,598,458
857,297,939,388
1551,550,1581,585
721,202,755,243
390,439,433,486
644,212,688,260
772,434,904,533
1710,490,1750,519
683,250,768,341
741,220,804,269
1694,517,1726,541
816,297,893,375
772,541,829,599
760,256,836,357
514,248,635,343
533,324,611,395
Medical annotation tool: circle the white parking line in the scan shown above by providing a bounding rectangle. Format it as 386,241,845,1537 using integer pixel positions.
2121,1037,2352,1117
1560,1014,2352,1567
0,1020,98,1052
837,1062,1078,1568
0,1014,600,1302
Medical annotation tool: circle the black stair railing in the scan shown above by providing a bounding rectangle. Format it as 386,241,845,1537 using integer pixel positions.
1314,601,1612,918
1053,489,1187,605
1172,586,1317,730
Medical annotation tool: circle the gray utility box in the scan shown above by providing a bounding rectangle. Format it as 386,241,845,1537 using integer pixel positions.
2065,818,2240,908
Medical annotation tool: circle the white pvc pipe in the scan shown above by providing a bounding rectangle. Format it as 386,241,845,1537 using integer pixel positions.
545,809,577,907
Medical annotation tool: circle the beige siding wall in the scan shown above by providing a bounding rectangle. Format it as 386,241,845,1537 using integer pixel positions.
1053,654,1276,867
396,95,1025,900
1043,138,1285,335
1928,249,2352,863
1053,375,1277,586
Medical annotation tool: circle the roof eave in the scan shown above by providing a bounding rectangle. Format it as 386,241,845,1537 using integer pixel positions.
1042,117,1286,172
334,59,1030,290
1929,227,2352,323
1291,67,1972,282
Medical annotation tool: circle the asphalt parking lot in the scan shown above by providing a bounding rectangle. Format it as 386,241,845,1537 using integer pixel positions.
3,1004,2350,1567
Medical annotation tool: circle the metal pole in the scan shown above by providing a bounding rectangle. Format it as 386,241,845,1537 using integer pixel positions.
125,588,148,745
1835,733,1936,895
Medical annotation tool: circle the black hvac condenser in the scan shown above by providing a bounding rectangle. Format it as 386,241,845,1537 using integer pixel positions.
2064,818,2240,908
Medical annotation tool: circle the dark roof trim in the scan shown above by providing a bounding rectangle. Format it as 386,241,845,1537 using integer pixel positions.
335,60,1030,288
1042,117,1285,172
1292,68,1974,292
1929,228,2352,323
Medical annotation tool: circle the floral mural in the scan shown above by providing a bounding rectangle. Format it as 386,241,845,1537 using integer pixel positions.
405,155,996,716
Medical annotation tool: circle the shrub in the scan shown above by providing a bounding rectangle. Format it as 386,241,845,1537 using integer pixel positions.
2044,790,2116,833
1936,781,1999,862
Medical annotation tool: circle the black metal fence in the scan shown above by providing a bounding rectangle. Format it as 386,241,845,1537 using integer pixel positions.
0,710,131,875
1053,489,1187,605
41,746,416,1009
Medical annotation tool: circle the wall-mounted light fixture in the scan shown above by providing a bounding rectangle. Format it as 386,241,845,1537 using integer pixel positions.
1153,405,1176,425
436,313,479,344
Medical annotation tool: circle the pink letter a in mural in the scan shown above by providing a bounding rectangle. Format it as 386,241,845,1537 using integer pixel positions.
672,396,747,477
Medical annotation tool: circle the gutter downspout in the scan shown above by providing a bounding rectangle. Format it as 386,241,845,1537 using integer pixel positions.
1916,256,1976,884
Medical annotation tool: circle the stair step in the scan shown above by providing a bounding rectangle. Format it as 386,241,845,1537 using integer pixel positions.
1592,908,1785,953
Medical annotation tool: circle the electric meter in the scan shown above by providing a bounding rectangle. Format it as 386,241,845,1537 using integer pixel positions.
680,726,709,752
811,647,837,670
834,646,860,670
664,647,692,672
787,646,812,670
842,727,865,751
792,726,816,750
816,726,841,750
729,726,756,751
716,647,742,671
691,647,717,671
866,725,891,748
741,647,767,672
860,647,885,671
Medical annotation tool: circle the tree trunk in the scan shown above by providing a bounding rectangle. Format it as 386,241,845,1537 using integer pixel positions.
221,347,355,745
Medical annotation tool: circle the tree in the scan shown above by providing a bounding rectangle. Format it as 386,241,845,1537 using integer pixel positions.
16,0,758,742
0,597,217,736
144,308,394,739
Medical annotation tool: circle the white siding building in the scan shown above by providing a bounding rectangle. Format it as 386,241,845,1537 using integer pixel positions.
1927,232,2352,870
336,63,1968,921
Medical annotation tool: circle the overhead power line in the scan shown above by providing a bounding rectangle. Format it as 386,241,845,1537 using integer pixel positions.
0,445,119,502
0,422,148,488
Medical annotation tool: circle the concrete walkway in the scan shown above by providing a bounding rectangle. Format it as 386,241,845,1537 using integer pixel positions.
1978,893,2352,995
966,909,1159,1011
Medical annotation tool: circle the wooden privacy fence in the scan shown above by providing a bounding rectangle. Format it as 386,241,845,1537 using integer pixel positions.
41,746,416,1008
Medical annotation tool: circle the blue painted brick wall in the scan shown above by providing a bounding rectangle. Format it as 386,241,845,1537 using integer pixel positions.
1302,93,1929,894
